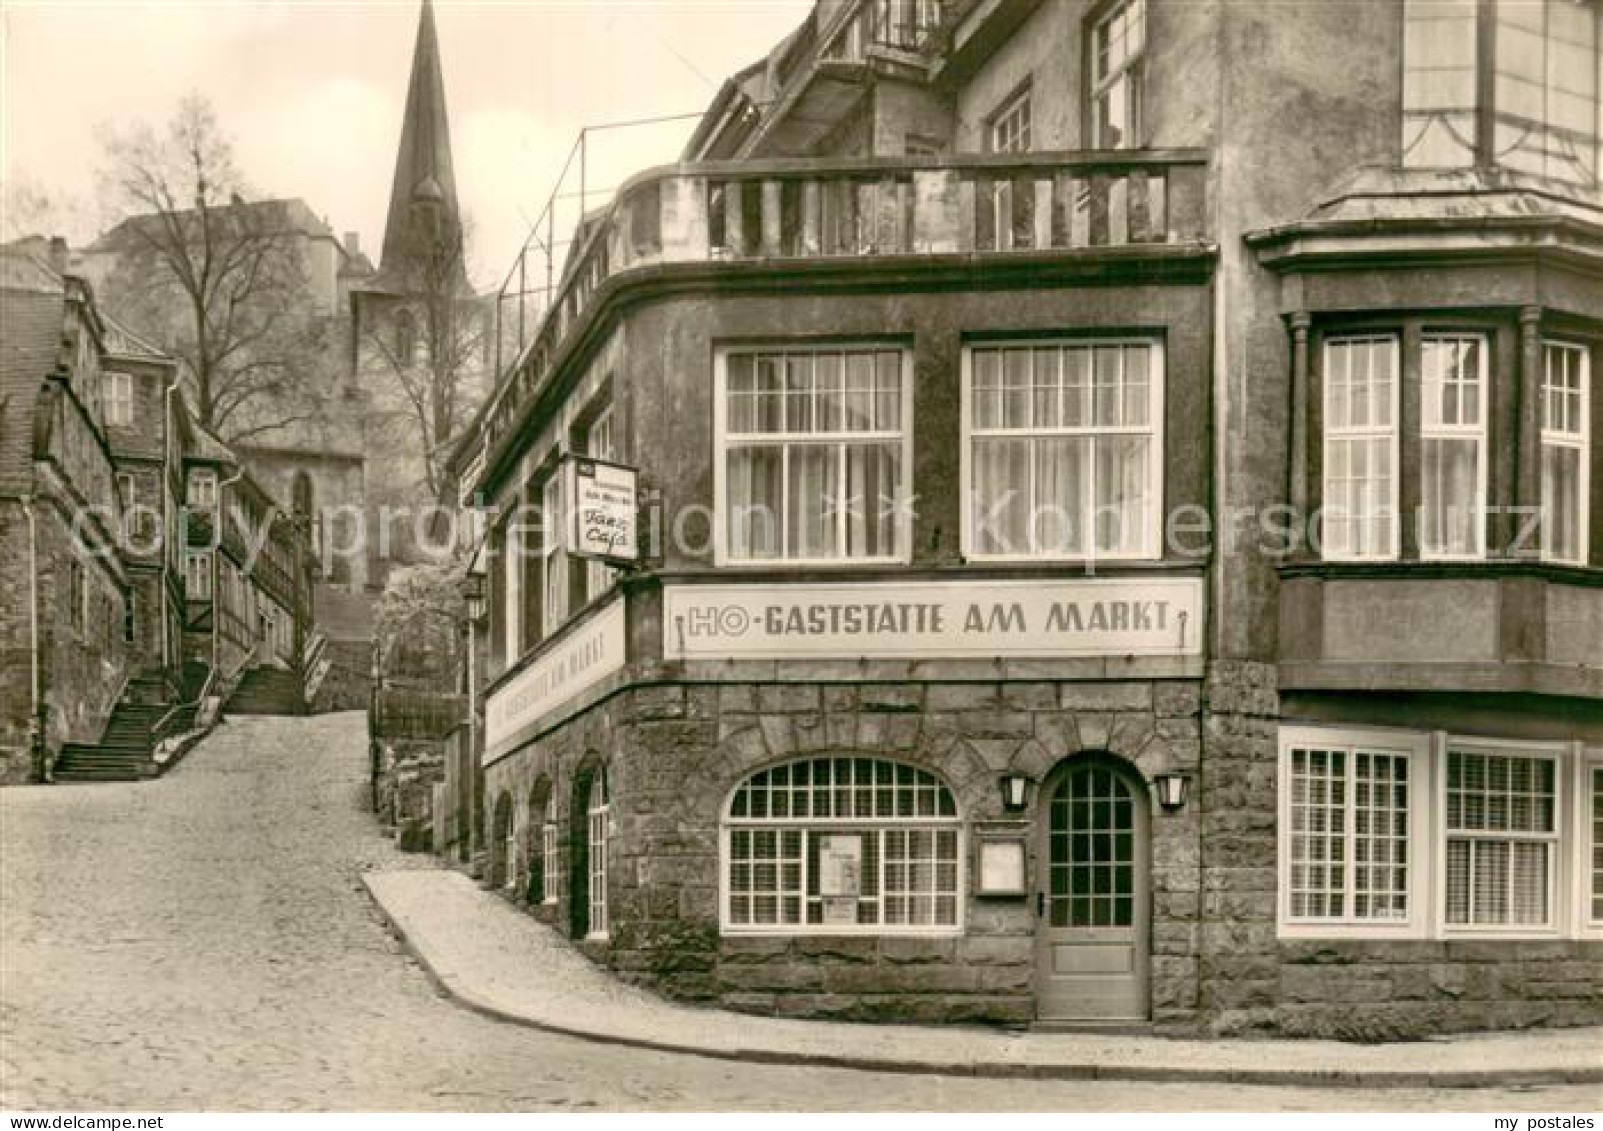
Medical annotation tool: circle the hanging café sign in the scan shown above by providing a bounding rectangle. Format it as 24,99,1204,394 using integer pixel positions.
566,456,639,563
663,578,1203,660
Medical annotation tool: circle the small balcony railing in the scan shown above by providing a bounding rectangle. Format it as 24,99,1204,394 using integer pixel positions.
823,0,946,60
483,149,1208,462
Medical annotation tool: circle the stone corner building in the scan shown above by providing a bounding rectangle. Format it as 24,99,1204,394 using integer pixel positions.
445,0,1603,1037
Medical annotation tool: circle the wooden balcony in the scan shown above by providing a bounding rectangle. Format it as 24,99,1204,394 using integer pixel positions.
483,149,1210,462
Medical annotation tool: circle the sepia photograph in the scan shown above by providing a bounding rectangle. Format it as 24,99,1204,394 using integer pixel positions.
0,0,1600,1118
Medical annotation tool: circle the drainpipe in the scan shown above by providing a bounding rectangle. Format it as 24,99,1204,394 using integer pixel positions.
160,372,182,676
20,496,44,781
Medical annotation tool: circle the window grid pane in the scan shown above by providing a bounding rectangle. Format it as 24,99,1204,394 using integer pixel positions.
725,348,904,562
1322,337,1398,559
1540,340,1590,564
1591,765,1603,924
968,341,1157,558
726,758,960,932
1048,765,1136,928
1445,749,1556,927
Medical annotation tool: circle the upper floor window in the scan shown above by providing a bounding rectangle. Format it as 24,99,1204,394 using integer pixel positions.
1403,0,1601,185
68,561,85,634
1090,0,1146,149
1321,336,1399,561
541,470,568,636
964,339,1163,560
104,372,133,427
188,468,217,510
723,757,962,935
583,406,618,603
1541,339,1591,564
990,85,1032,153
717,345,909,565
1419,334,1488,560
501,513,522,662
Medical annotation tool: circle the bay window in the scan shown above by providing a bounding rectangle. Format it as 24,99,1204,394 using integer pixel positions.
723,756,962,935
1403,0,1600,186
718,345,909,565
1322,336,1399,561
1541,339,1590,564
965,339,1162,560
1420,334,1487,559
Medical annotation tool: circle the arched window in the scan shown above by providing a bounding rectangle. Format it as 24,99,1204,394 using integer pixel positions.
528,779,555,906
586,771,610,938
491,791,514,892
722,757,962,935
394,309,416,366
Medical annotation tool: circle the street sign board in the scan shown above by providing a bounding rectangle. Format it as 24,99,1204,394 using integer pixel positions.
565,456,639,563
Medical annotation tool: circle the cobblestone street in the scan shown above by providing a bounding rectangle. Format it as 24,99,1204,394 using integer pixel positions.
1,713,1596,1112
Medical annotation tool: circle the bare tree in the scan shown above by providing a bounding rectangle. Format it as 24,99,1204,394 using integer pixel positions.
93,94,333,444
359,215,488,508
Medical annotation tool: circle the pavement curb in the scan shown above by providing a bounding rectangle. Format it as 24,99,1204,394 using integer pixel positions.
361,876,1603,1091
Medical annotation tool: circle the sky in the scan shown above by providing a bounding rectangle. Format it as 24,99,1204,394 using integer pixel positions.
0,0,809,289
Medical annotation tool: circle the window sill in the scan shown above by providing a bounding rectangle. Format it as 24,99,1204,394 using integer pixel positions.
1279,558,1603,587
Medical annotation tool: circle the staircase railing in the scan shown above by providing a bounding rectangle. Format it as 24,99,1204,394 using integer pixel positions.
153,663,216,741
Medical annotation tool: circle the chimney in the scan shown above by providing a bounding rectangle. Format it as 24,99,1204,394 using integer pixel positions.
47,236,69,275
344,231,361,257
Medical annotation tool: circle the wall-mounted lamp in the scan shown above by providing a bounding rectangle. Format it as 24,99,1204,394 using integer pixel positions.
999,772,1031,813
1154,772,1191,812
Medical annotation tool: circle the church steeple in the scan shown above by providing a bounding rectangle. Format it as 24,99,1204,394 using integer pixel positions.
378,0,465,287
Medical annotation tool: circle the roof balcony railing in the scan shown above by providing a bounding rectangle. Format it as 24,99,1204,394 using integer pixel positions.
483,149,1208,457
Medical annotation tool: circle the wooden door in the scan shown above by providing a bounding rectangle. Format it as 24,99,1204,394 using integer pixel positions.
1034,760,1150,1021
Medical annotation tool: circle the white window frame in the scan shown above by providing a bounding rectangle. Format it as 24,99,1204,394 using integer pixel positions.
719,757,965,938
713,344,914,568
105,372,133,427
989,84,1032,153
584,405,618,603
1539,339,1591,566
188,468,217,510
1090,0,1146,150
1579,747,1603,938
185,552,212,601
504,822,519,894
1437,735,1567,938
542,819,559,906
541,470,568,637
960,337,1165,563
1276,725,1432,940
1418,332,1489,561
1279,727,1595,941
501,513,522,663
587,772,610,940
1321,335,1401,562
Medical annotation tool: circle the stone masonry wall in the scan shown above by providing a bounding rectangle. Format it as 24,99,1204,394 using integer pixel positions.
1200,661,1602,1039
484,675,1205,1028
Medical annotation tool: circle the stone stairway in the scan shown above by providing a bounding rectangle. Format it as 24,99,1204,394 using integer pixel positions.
225,666,305,716
54,675,166,782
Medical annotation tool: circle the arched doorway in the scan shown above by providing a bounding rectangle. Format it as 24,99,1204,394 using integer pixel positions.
490,791,514,892
1034,755,1151,1022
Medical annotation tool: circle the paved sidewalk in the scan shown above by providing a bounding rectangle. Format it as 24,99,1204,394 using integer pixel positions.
364,869,1603,1089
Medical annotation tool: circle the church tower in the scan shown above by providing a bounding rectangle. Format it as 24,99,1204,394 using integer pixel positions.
374,0,468,295
352,0,486,523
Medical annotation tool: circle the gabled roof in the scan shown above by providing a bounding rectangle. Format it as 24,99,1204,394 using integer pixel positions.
0,242,67,496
